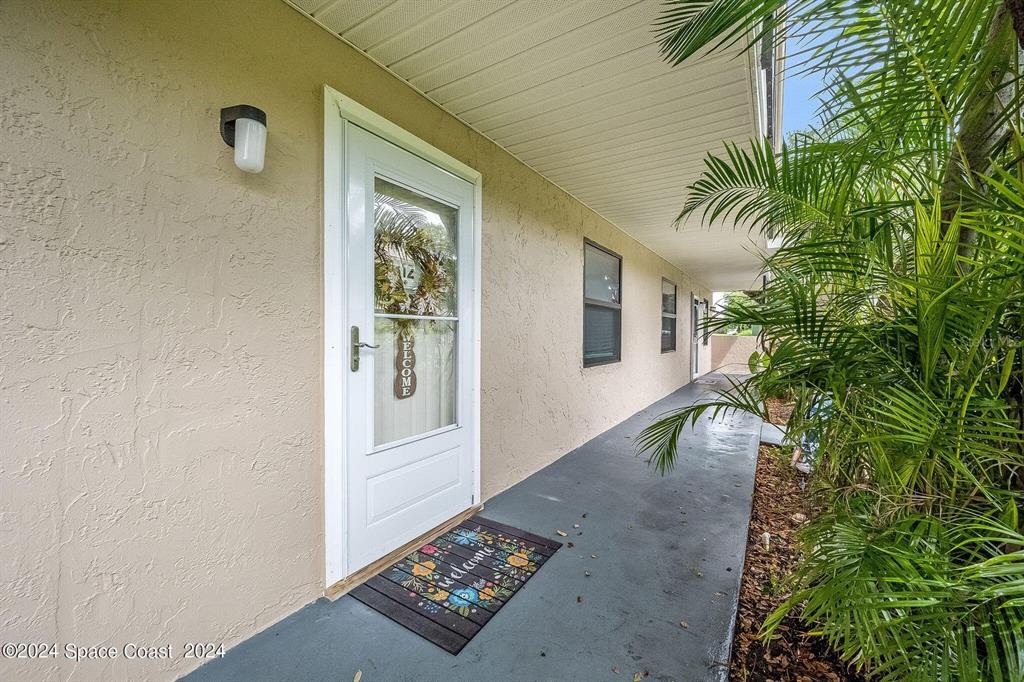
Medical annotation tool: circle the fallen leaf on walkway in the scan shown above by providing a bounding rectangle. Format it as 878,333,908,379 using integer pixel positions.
556,530,567,537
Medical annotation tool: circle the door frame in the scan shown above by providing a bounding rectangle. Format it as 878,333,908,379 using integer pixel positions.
322,85,483,588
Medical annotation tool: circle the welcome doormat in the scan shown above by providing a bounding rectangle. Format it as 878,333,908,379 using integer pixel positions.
349,515,562,654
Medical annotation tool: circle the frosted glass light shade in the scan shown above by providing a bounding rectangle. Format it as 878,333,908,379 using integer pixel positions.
233,117,266,173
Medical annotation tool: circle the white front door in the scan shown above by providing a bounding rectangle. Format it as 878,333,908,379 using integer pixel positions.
691,295,701,378
343,124,477,575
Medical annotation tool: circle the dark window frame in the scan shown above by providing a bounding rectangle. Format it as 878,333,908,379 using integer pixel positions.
582,239,622,368
661,278,677,353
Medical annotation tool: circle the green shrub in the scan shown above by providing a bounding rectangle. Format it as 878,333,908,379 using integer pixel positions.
639,2,1024,679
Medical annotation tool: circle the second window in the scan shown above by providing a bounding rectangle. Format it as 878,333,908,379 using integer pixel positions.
583,240,622,367
661,279,677,352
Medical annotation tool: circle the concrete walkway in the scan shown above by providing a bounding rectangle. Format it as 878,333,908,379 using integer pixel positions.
184,374,760,682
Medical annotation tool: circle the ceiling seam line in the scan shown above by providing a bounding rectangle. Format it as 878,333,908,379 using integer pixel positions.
382,1,547,71
408,0,613,83
522,122,753,168
499,86,749,148
329,0,398,36
460,56,738,129
419,2,653,93
356,0,485,56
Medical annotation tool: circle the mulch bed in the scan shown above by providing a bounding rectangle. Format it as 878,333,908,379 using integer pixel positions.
729,445,866,682
765,396,795,425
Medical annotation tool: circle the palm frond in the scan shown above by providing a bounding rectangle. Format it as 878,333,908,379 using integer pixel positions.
644,2,1024,676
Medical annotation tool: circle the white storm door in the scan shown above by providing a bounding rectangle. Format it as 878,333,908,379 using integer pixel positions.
691,295,701,377
344,124,476,575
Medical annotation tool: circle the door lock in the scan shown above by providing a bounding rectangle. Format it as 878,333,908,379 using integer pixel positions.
350,326,380,371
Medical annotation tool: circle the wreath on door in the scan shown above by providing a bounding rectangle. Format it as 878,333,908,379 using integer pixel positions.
374,191,457,400
373,193,456,329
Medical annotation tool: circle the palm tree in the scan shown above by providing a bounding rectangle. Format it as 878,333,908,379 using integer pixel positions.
638,2,1024,679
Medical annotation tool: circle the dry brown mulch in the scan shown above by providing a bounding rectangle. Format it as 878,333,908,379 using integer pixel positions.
729,445,866,682
765,396,795,425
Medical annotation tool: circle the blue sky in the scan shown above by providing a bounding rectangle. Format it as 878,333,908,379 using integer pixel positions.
782,35,830,136
783,68,824,135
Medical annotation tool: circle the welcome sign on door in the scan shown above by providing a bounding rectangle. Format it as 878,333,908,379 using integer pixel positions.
394,332,417,399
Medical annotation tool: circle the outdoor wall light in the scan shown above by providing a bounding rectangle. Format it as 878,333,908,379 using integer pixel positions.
220,105,267,173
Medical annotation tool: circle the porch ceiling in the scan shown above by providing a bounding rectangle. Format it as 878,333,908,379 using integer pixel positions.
286,0,768,291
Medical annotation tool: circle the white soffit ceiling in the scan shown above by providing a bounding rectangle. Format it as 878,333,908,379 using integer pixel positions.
287,0,767,291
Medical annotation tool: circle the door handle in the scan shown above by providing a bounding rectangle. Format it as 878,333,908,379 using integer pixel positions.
351,326,379,371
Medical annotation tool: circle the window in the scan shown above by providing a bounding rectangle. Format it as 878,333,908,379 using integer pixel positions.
661,279,677,352
583,240,621,366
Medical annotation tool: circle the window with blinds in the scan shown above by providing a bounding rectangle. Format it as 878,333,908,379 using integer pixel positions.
583,240,622,367
661,279,677,352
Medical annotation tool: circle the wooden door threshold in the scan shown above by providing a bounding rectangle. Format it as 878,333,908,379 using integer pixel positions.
325,504,484,600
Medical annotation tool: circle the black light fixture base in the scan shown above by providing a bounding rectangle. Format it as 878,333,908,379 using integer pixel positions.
220,105,267,147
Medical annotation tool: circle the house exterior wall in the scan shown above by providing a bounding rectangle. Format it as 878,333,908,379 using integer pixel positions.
0,1,712,679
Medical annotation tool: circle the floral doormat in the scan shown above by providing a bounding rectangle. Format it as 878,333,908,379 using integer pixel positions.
349,515,562,654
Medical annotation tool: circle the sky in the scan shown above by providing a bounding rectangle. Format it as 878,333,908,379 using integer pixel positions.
783,68,824,136
781,35,830,136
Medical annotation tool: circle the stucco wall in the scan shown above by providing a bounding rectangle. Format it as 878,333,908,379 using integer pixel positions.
711,335,760,373
0,1,711,679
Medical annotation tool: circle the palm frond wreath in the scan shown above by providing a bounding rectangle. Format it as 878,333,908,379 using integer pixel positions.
373,184,457,336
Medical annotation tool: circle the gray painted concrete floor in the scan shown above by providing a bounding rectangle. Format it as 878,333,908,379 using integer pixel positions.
183,374,760,682
760,422,791,447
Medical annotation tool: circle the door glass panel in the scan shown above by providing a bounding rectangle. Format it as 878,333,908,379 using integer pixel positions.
374,178,457,317
372,177,458,446
373,318,456,446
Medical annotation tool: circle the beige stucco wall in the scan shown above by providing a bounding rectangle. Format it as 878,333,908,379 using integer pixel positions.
0,1,711,679
711,334,760,373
